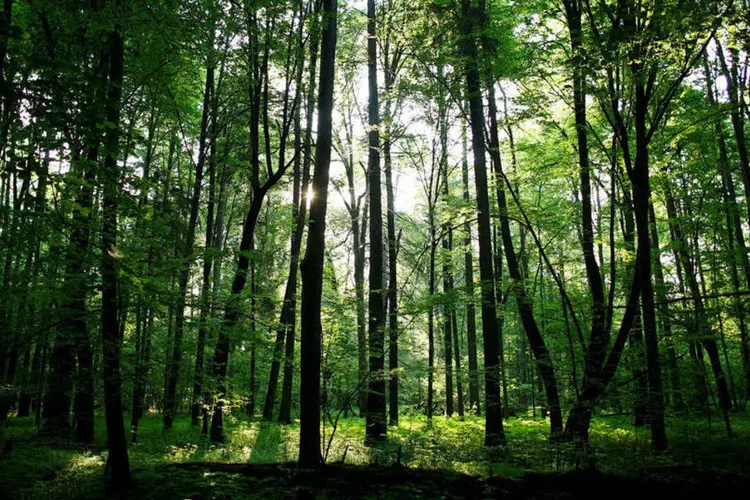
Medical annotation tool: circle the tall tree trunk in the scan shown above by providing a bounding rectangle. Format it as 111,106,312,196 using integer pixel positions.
43,46,108,442
563,0,609,432
261,13,305,421
131,107,158,441
365,0,386,442
298,0,337,468
384,59,399,429
437,75,454,417
100,6,131,486
627,69,667,449
461,122,480,415
459,0,505,446
279,3,320,424
192,66,217,426
621,188,648,427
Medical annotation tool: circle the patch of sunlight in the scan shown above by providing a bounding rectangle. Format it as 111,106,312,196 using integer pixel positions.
66,452,106,471
166,443,199,463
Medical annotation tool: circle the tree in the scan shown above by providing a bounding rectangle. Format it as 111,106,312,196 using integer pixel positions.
298,0,338,469
365,0,387,442
458,0,505,447
99,0,131,486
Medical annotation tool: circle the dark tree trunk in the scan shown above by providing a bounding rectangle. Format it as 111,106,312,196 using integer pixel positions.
563,0,610,433
384,59,399,428
427,225,436,421
298,0,337,468
130,107,157,442
461,123,480,415
100,8,131,486
365,0,386,442
262,15,305,421
459,0,505,446
716,42,750,230
43,44,109,443
621,188,648,427
209,193,264,442
630,78,667,449
192,66,217,426
279,3,320,424
437,78,454,417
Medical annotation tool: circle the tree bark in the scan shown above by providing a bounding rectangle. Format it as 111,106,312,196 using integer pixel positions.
298,0,337,469
459,0,505,446
100,5,131,486
461,122,481,415
365,0,387,442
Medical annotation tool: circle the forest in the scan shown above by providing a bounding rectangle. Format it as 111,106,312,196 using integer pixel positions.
1,0,750,498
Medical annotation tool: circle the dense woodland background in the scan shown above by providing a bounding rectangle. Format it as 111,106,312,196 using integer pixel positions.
1,0,750,494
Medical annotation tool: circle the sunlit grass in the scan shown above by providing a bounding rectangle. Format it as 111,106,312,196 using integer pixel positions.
2,409,749,497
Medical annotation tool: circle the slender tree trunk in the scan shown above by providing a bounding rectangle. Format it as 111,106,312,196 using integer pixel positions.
365,0,386,442
716,42,750,230
209,192,264,442
437,76,454,417
459,0,505,446
43,46,108,442
384,69,399,428
705,56,750,403
192,66,217,426
427,224,436,420
621,189,648,427
461,123,480,415
629,77,667,449
100,7,131,486
279,4,320,424
298,0,337,468
131,108,158,441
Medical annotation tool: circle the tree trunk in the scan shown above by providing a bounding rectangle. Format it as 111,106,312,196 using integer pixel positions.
99,7,131,486
365,0,386,442
279,3,320,424
298,0,337,468
384,63,399,428
459,0,505,446
716,41,750,231
461,122,481,415
437,75,454,418
192,66,217,426
43,45,109,442
705,56,750,403
630,80,667,449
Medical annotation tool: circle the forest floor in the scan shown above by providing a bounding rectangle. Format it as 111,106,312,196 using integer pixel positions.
1,411,749,498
